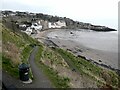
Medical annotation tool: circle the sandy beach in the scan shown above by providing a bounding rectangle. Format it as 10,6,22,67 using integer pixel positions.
32,29,118,70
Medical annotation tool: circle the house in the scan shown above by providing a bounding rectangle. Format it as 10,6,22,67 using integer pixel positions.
56,20,66,28
19,24,26,28
31,23,42,31
38,20,41,25
48,22,56,28
41,20,49,30
19,24,27,31
48,20,66,28
24,21,42,35
25,27,33,35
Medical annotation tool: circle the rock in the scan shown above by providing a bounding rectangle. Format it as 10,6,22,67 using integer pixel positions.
99,59,102,62
67,49,72,51
77,55,86,59
70,31,73,34
72,68,76,72
77,49,82,52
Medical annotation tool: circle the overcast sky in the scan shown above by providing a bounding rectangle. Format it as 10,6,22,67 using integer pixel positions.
1,0,119,29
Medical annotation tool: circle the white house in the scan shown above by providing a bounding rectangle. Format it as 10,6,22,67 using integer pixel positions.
24,22,42,35
31,23,42,31
25,27,33,35
48,20,66,28
19,24,27,31
19,24,26,28
56,20,66,28
38,20,41,25
48,22,56,28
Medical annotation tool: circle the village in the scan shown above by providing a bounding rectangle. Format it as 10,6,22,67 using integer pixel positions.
1,10,66,35
1,10,116,34
19,20,66,35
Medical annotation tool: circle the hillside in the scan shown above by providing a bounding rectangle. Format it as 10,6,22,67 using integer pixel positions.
1,10,117,31
2,20,120,89
2,22,38,77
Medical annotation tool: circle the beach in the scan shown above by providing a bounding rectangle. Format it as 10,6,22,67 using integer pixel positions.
33,29,118,70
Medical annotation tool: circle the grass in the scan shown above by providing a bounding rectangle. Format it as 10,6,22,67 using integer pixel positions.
2,21,119,88
2,25,25,48
21,44,35,79
43,47,68,67
2,23,37,48
21,44,33,63
0,23,2,41
0,53,2,70
53,48,89,75
37,63,70,88
2,55,19,78
2,23,37,79
53,47,120,88
35,45,70,88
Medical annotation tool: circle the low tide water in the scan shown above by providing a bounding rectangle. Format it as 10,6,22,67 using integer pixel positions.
47,29,118,69
47,29,118,53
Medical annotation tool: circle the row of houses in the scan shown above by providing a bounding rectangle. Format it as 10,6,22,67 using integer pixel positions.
20,20,66,35
19,21,42,35
2,11,67,35
25,23,42,35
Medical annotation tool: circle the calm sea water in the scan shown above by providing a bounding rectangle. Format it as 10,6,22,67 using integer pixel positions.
47,29,118,53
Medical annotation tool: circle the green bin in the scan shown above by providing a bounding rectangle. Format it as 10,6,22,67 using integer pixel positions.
19,63,29,81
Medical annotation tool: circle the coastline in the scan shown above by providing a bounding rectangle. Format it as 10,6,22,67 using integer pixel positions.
32,29,119,73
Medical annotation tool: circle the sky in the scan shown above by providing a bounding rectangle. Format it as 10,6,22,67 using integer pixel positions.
1,0,119,29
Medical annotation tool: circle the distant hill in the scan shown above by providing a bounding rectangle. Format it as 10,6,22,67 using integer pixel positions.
1,10,116,31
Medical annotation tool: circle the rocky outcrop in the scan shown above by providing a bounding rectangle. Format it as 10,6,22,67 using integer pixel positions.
63,18,116,31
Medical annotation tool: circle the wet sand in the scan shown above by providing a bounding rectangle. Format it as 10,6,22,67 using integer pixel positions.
33,29,118,70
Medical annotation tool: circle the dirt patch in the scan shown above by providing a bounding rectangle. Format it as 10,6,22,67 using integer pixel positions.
3,42,21,65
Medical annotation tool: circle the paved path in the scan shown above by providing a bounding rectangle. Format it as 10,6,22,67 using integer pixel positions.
28,46,53,88
2,46,53,88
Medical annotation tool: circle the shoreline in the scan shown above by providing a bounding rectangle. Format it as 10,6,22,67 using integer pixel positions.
32,29,119,74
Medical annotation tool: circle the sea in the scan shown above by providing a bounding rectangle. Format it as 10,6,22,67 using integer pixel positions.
47,29,118,53
47,29,119,69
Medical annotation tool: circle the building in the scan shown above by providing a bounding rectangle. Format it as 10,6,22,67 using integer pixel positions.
19,24,27,31
48,22,56,28
48,20,66,28
19,24,26,28
41,20,49,30
24,21,42,35
25,27,33,35
56,20,66,28
31,23,42,31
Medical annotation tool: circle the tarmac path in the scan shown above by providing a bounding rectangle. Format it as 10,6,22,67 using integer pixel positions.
2,46,53,89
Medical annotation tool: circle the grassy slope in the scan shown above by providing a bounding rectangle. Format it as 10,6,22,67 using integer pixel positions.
34,44,120,88
2,23,37,78
0,53,2,70
2,23,70,88
53,48,120,88
2,21,120,88
35,45,70,88
0,23,2,70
